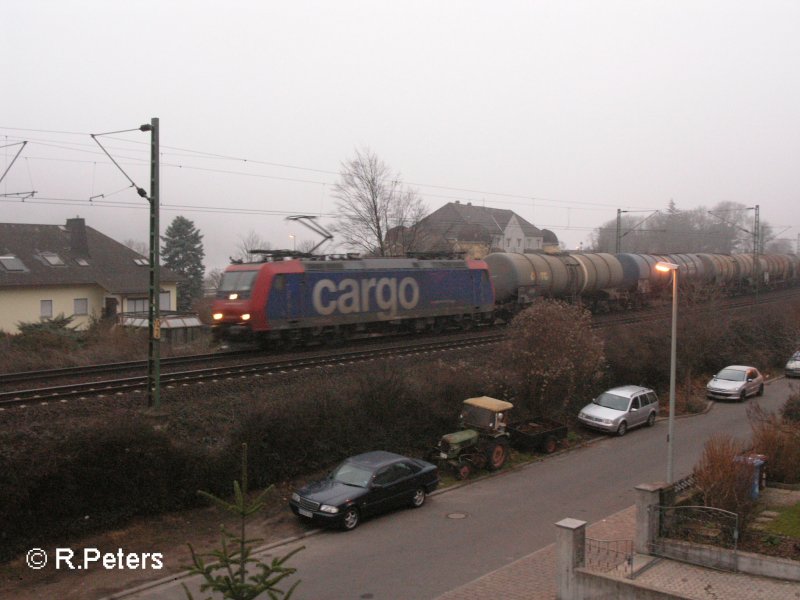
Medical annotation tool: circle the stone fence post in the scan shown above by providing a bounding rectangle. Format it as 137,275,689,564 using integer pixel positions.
635,482,670,554
555,517,586,600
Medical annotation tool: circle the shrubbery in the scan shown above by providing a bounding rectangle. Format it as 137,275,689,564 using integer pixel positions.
692,434,758,530
750,395,800,484
0,357,489,561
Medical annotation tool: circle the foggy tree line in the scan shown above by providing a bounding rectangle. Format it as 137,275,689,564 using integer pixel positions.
590,199,792,255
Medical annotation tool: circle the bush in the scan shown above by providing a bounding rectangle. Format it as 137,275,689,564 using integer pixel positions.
750,402,800,484
0,417,214,561
692,434,758,530
494,300,605,418
780,385,800,423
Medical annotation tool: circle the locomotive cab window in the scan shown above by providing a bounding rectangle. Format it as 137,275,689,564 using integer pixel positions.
218,270,258,299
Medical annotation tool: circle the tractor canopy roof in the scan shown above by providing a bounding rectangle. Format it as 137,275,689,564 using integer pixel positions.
463,396,514,413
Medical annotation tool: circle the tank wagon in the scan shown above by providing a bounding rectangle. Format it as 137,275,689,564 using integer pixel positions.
486,250,799,315
211,256,494,347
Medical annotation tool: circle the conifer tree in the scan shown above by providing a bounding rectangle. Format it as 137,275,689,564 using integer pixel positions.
162,216,206,311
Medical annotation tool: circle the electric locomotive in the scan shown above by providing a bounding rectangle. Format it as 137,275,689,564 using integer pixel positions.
211,254,495,347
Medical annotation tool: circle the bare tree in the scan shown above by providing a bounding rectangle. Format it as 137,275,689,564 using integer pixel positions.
331,148,427,256
123,238,149,257
232,230,272,262
205,267,224,290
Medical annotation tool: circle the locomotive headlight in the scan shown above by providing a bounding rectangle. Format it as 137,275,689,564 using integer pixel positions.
228,293,239,300
212,312,223,320
241,313,251,321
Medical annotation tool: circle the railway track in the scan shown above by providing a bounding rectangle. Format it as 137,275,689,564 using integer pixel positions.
0,334,505,408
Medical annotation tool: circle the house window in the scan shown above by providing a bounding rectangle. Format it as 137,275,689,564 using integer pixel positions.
0,255,26,271
40,300,53,319
129,298,148,313
133,258,149,266
74,298,88,316
160,291,171,311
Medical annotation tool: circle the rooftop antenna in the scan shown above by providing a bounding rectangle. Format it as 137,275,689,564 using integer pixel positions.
285,215,333,255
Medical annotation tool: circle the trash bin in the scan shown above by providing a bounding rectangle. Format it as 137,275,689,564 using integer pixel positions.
737,454,767,500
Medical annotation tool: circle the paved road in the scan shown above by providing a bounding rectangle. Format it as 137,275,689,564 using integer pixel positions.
118,379,793,600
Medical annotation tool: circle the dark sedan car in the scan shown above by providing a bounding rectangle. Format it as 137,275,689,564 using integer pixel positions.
289,451,440,531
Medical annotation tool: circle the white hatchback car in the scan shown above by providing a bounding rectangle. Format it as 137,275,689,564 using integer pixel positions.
706,365,764,402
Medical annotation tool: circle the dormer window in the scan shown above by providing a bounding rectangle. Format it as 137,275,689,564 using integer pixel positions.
41,252,65,266
0,255,26,271
133,258,149,266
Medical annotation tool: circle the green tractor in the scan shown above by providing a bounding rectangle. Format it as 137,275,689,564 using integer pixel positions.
430,396,513,480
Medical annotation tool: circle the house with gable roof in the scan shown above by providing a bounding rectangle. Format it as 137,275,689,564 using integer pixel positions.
388,201,559,258
0,217,181,334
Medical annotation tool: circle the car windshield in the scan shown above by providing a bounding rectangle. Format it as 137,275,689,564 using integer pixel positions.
330,462,373,488
716,368,746,382
593,392,630,411
791,352,800,361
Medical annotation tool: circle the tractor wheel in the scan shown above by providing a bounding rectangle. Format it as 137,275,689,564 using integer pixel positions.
543,435,558,454
455,463,472,480
485,439,509,471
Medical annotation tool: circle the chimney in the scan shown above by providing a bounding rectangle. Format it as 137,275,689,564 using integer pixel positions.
66,217,89,256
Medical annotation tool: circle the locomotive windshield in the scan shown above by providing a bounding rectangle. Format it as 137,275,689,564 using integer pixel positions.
217,270,258,298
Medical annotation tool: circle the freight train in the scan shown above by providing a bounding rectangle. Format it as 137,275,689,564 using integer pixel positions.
211,250,800,346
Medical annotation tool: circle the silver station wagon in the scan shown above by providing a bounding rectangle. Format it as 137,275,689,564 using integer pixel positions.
578,385,659,437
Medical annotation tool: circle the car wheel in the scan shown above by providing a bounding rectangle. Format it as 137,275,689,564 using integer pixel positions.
740,390,747,402
647,412,656,427
485,439,509,471
617,421,628,436
341,506,360,531
757,383,764,397
410,487,426,508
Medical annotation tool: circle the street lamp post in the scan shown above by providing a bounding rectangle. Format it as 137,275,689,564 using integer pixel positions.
656,261,679,483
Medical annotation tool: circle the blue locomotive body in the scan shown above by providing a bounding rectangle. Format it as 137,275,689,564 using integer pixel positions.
212,257,495,345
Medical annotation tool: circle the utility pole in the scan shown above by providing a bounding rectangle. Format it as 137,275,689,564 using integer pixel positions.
753,204,759,305
145,118,161,408
615,209,622,253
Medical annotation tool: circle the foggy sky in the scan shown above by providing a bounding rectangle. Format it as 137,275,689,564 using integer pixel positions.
2,1,799,273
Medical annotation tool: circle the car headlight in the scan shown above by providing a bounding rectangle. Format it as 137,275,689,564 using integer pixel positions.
579,412,586,419
601,418,612,425
319,505,339,514
291,492,300,502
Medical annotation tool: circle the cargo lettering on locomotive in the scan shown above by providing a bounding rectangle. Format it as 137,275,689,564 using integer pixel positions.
312,276,420,318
